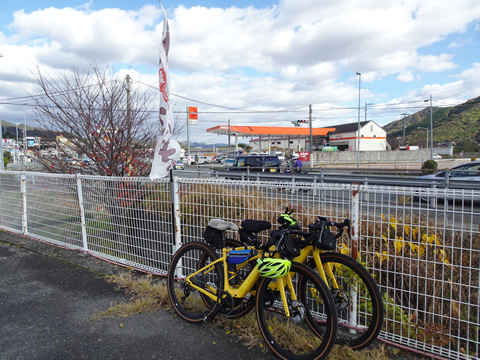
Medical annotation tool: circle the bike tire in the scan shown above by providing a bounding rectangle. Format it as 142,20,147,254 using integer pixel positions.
314,252,384,350
256,261,338,360
167,241,223,323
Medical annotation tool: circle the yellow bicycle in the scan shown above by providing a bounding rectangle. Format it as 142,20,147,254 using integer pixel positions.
207,210,384,351
167,231,339,359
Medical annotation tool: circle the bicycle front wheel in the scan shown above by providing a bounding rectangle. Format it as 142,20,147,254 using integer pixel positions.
319,252,384,350
167,241,223,323
256,261,337,360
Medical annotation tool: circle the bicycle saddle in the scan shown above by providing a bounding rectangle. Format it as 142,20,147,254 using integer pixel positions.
240,220,272,233
208,219,239,231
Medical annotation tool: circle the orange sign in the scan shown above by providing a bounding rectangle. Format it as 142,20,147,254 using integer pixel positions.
188,107,198,120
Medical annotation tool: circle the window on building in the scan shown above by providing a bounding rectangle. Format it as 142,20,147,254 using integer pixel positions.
371,125,373,132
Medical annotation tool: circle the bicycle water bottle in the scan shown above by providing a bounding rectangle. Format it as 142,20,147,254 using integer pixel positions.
227,249,256,285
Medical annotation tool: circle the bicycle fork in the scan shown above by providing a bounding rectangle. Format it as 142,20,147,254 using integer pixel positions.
276,275,306,324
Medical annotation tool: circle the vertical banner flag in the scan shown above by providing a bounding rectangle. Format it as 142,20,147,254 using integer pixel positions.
150,1,181,180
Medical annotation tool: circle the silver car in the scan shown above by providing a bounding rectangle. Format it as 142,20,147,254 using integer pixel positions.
174,160,185,170
418,161,480,181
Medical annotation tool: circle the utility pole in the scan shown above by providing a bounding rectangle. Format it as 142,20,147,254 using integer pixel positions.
429,95,433,160
401,113,409,146
365,103,374,122
356,72,361,169
125,75,132,140
0,119,4,171
186,106,191,164
227,119,231,156
309,104,313,168
23,115,27,162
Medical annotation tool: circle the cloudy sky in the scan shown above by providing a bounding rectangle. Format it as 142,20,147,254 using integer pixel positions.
1,0,480,144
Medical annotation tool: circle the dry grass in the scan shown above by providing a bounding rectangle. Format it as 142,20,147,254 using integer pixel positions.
91,270,391,360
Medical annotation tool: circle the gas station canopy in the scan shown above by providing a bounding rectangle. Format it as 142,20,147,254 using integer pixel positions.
206,125,336,137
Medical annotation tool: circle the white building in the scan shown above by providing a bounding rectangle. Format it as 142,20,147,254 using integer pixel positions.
328,121,388,151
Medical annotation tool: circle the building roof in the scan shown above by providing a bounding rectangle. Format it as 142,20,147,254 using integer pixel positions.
206,125,336,137
325,121,370,134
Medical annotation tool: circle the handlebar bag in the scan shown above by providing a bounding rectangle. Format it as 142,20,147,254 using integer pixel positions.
272,229,300,259
314,226,336,250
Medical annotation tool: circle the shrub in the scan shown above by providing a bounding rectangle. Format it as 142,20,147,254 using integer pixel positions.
421,160,438,170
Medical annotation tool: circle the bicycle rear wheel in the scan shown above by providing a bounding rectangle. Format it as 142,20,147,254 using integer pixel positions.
256,261,337,360
167,241,223,323
318,252,384,350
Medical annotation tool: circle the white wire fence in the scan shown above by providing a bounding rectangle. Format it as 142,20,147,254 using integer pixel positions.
0,171,478,360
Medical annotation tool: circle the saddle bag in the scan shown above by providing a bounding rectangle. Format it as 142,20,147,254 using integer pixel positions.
203,225,224,249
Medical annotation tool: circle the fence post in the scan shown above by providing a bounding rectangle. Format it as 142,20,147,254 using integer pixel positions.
350,183,360,260
171,173,182,252
349,183,360,335
171,173,183,277
76,174,88,252
21,172,27,235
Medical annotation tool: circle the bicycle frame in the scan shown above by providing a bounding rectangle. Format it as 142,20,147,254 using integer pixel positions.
181,247,298,318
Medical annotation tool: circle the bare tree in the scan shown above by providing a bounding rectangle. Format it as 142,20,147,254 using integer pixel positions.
32,62,160,176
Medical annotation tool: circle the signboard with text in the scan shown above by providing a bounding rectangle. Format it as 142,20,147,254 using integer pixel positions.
299,151,310,162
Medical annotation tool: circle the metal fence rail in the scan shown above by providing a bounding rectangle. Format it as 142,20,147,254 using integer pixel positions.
0,171,478,360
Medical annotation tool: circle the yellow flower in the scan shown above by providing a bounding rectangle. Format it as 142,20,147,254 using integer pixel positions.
375,251,389,265
417,244,425,257
438,249,451,267
404,225,411,236
390,215,397,230
394,237,404,254
409,242,418,254
338,243,349,256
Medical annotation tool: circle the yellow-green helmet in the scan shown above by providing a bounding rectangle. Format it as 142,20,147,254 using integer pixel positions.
257,258,291,279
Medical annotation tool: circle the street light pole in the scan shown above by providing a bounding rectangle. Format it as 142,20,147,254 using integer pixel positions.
309,104,313,168
0,119,4,171
429,94,433,160
424,95,433,160
15,123,20,164
401,113,409,146
417,127,429,149
356,72,361,169
0,55,4,170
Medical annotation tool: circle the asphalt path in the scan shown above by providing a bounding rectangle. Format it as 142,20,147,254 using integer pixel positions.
0,230,275,360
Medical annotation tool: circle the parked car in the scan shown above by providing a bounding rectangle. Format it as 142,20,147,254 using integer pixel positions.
418,161,480,181
432,153,442,160
222,158,234,167
228,155,281,172
174,160,185,170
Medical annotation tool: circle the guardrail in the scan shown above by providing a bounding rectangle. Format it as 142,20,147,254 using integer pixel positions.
212,168,480,192
0,170,478,359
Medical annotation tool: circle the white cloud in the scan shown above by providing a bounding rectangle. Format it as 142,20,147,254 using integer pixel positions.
0,0,480,140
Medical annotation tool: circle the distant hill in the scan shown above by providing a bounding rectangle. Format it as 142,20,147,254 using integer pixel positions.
383,96,480,151
1,121,58,142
